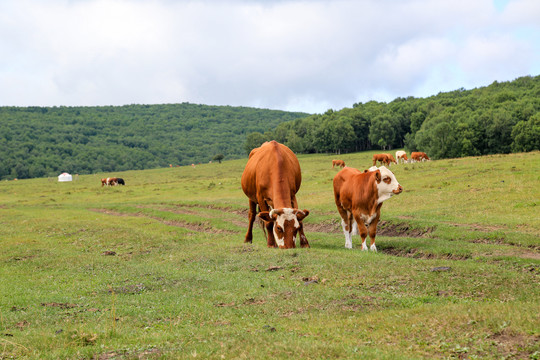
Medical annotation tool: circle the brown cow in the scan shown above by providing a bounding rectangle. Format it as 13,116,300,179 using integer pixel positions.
411,152,430,162
241,141,310,249
333,166,402,250
372,153,391,167
332,159,346,168
383,153,397,165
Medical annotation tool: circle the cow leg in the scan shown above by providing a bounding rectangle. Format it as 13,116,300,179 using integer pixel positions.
244,201,258,243
340,219,353,249
298,225,309,248
368,217,380,252
352,211,369,250
358,222,369,251
265,221,277,248
335,200,354,248
258,198,278,248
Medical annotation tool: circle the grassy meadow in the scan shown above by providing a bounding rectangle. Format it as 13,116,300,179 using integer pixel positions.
1,150,539,359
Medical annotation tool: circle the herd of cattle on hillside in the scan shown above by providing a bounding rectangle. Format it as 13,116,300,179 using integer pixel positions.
102,141,430,250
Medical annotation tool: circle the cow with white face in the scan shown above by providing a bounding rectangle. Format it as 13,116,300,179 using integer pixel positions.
258,208,309,248
241,141,310,249
395,150,408,164
333,166,403,251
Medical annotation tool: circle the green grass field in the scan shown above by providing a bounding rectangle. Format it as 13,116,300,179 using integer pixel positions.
1,150,539,359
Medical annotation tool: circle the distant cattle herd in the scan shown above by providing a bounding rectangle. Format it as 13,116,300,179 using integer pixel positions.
101,145,429,251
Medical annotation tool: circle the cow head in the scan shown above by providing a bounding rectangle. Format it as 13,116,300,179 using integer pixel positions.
259,208,309,249
369,166,403,203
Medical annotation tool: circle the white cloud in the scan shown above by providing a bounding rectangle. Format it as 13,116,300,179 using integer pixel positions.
0,0,538,113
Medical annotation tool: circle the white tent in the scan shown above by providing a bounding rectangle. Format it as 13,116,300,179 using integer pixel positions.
58,172,72,182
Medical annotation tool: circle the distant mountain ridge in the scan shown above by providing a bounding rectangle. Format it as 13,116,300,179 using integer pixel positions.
0,103,310,180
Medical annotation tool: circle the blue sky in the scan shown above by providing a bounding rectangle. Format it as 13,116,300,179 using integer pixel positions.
0,0,538,114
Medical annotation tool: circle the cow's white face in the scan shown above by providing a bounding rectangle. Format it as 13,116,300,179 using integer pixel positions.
370,166,403,203
260,208,309,248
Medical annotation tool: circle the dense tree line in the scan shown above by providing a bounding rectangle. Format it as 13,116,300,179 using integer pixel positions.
245,75,540,158
0,103,308,180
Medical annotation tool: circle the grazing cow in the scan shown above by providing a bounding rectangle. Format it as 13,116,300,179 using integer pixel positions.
372,153,391,167
116,178,125,185
101,177,120,186
332,159,346,168
395,151,408,164
241,141,310,249
411,152,430,162
383,153,397,166
333,166,403,250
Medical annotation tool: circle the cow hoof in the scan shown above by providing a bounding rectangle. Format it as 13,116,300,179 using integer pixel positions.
370,244,377,252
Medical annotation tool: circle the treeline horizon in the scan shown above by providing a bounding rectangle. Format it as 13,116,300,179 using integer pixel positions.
2,75,538,181
0,103,308,180
245,75,539,159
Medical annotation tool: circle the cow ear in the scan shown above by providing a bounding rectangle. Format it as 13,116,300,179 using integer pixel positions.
374,170,381,183
258,212,274,222
296,209,309,221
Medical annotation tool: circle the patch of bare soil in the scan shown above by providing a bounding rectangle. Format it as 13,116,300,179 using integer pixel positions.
94,348,161,360
303,219,435,237
41,302,78,309
528,243,540,251
378,221,435,238
9,255,36,262
336,295,387,312
487,330,540,359
380,247,470,260
168,203,249,217
450,222,507,232
89,208,236,234
470,237,507,245
305,220,341,233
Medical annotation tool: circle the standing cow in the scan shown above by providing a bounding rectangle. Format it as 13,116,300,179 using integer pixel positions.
411,152,430,162
383,153,397,166
395,151,408,164
333,166,402,251
241,141,310,249
372,154,392,167
101,177,117,186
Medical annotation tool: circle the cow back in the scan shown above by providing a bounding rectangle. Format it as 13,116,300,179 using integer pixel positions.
334,167,378,208
241,141,301,208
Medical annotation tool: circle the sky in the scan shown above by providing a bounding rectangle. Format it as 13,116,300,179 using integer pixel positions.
1,0,539,114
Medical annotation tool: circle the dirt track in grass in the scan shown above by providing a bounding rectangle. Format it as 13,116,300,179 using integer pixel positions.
90,205,540,261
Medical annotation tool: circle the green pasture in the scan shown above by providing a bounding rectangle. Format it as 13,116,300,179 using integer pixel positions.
1,150,539,359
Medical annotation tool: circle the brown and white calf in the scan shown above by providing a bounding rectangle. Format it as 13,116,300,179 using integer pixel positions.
333,166,402,250
241,141,310,249
395,150,408,164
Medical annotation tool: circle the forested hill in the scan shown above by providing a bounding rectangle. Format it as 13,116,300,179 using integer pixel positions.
246,75,539,159
0,103,309,180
